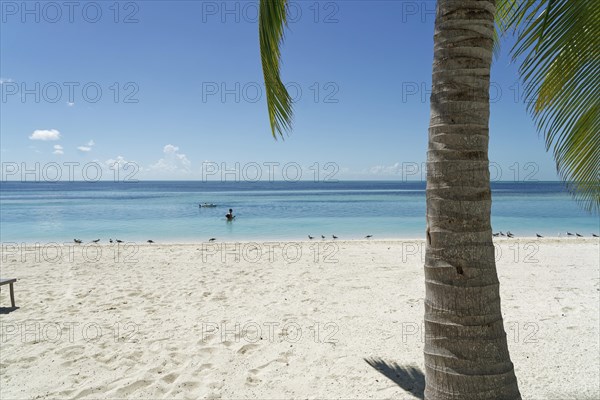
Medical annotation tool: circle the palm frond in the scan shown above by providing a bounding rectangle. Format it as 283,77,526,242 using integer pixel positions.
493,0,517,57
497,0,600,213
259,0,293,139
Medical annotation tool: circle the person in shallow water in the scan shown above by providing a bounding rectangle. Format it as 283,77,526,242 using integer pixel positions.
225,208,235,221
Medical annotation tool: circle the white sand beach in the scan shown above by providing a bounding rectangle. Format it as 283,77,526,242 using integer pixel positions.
1,238,598,399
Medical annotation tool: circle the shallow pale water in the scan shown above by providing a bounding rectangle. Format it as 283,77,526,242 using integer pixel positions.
0,181,597,242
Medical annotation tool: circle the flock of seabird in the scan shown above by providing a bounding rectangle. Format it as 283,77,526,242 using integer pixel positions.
493,231,515,238
71,232,598,245
564,232,598,237
179,234,362,242
307,234,371,240
72,238,155,244
492,231,598,238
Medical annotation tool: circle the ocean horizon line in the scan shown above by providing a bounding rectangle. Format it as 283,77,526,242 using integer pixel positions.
0,179,568,184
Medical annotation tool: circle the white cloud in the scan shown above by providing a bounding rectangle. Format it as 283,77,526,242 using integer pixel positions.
67,102,75,107
150,144,191,173
105,156,124,166
0,78,13,85
369,162,402,175
77,140,95,152
53,145,64,155
104,156,142,176
105,156,132,170
163,144,179,154
176,153,190,165
365,162,425,180
29,129,61,141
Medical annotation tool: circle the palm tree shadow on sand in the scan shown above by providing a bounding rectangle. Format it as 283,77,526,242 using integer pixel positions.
364,358,425,399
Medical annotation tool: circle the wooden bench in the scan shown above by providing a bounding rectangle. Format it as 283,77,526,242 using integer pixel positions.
0,278,17,307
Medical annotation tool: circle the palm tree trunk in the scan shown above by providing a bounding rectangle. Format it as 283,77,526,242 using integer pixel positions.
424,1,521,399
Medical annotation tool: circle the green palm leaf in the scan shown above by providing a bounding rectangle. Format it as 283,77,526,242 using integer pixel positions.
259,0,293,139
497,0,600,213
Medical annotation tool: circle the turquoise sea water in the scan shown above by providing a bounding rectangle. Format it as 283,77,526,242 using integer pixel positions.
0,181,597,243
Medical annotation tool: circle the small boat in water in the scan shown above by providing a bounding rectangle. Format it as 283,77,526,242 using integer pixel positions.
199,203,217,208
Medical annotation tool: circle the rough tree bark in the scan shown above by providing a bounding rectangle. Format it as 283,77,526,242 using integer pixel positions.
424,1,521,398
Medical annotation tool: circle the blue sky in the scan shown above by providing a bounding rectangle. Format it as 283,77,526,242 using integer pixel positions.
1,0,558,181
